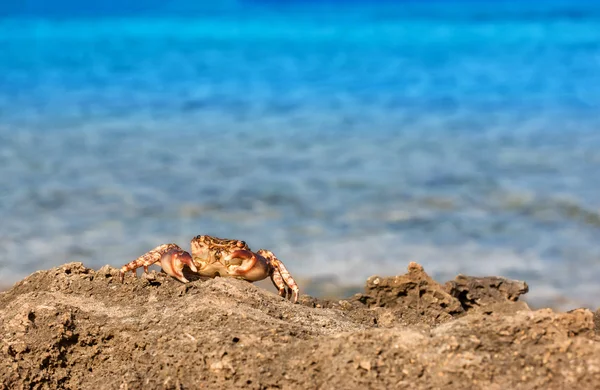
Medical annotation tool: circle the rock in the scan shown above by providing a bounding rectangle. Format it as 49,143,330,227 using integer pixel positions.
595,308,600,334
350,262,464,325
444,274,529,310
1,262,600,389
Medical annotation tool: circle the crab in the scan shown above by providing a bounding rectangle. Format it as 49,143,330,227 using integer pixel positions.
119,235,299,303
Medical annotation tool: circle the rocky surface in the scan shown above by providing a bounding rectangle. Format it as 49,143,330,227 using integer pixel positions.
1,262,599,389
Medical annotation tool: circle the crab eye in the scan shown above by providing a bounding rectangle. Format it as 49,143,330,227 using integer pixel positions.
237,241,246,248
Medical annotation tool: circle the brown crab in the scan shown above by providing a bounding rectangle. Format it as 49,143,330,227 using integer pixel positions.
119,235,299,303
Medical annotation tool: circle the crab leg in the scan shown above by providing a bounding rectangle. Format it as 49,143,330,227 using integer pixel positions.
257,249,299,303
273,258,299,303
119,243,197,283
270,267,288,298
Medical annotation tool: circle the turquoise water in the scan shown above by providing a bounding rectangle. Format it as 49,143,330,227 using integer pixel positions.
1,1,600,309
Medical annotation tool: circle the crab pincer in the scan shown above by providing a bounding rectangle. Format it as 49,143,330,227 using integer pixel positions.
119,244,197,283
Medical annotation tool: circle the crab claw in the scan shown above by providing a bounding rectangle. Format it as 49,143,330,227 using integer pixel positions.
160,249,197,283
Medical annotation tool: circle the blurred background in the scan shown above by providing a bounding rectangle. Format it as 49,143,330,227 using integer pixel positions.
1,0,599,310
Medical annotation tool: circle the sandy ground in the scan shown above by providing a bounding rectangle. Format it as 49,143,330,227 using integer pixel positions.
1,262,600,389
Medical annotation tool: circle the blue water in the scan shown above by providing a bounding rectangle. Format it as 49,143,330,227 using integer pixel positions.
1,1,600,309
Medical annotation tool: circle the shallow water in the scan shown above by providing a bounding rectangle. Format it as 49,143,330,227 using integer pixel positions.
1,1,600,309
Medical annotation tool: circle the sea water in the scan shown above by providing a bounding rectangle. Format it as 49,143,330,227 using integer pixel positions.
1,1,599,309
